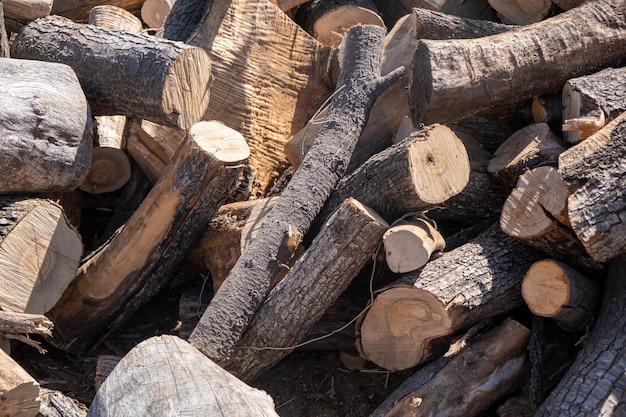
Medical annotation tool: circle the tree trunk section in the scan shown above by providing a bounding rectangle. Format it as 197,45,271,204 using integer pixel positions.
50,0,144,22
141,0,175,29
410,0,626,125
13,16,211,130
487,0,551,25
87,335,279,417
88,4,143,31
223,198,389,382
0,348,39,417
3,0,52,32
373,0,495,29
46,121,250,354
383,215,445,273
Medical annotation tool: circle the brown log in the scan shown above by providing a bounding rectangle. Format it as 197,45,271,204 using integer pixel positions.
0,198,82,315
487,0,552,25
383,215,445,273
13,16,211,130
501,166,602,272
410,0,626,125
46,121,250,354
535,255,626,416
522,259,599,332
373,0,495,29
141,0,175,29
3,0,52,31
0,348,39,417
88,4,143,31
223,198,389,382
188,25,404,365
384,318,530,417
38,388,88,417
161,0,336,196
89,335,279,416
558,111,626,263
50,0,145,22
0,58,92,193
487,123,566,190
356,222,540,370
562,66,626,144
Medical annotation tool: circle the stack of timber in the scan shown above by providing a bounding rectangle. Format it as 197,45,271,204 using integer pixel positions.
1,0,626,416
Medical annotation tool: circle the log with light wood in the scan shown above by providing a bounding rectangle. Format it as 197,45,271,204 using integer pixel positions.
562,66,626,144
13,16,211,130
50,0,145,22
3,0,52,32
141,0,175,29
0,1,8,58
410,0,626,125
522,259,599,332
188,25,404,365
535,255,626,416
38,388,88,417
161,0,336,196
224,197,389,382
487,123,566,190
0,58,92,193
356,222,540,371
383,215,445,273
500,166,602,272
0,348,40,417
88,4,144,31
0,311,53,337
295,0,384,47
0,198,82,315
488,0,552,25
46,121,250,354
384,318,530,417
269,0,308,11
558,111,626,263
88,335,279,416
373,0,495,29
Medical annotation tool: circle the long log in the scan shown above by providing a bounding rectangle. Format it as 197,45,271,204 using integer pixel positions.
0,349,39,417
46,121,250,353
373,0,495,29
410,0,626,125
188,25,404,365
13,16,211,130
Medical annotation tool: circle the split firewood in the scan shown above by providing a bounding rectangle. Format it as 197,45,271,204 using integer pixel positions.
46,121,250,354
0,348,40,417
50,0,145,22
0,198,82,315
0,311,53,336
488,0,552,25
373,0,495,29
410,0,626,125
141,0,175,29
356,222,540,371
89,335,279,416
522,259,599,332
161,0,336,196
562,66,626,144
500,166,602,272
224,198,389,382
13,16,211,130
383,215,445,273
0,1,8,58
38,388,88,417
0,59,92,193
535,255,626,416
487,123,566,190
3,0,52,32
559,111,626,262
295,0,384,47
188,25,404,365
384,318,530,417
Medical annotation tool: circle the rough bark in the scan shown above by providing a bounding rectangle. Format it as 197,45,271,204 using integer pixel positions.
46,121,250,354
13,16,211,130
356,222,540,370
50,0,144,22
373,0,495,29
0,311,53,336
410,0,626,125
224,198,389,382
188,25,404,364
38,388,87,417
0,58,92,193
383,215,445,273
87,335,279,417
0,348,39,417
535,255,626,416
558,111,626,262
3,0,52,31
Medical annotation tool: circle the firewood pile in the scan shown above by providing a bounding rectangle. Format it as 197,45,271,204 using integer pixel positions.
1,0,626,415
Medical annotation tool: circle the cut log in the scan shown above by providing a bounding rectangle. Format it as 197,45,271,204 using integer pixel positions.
3,0,52,31
188,25,404,365
500,166,602,272
412,7,513,39
296,0,384,47
383,215,445,273
356,222,540,370
410,0,626,125
38,388,88,417
562,66,626,144
50,0,145,22
487,123,565,190
535,254,626,416
0,58,92,193
0,348,39,417
141,0,175,29
522,259,599,332
0,198,82,314
161,0,336,196
46,121,250,353
373,0,495,29
269,0,308,11
0,1,8,58
385,318,530,417
88,335,279,416
223,197,389,382
559,111,626,262
13,16,211,130
487,0,551,25
88,4,143,31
